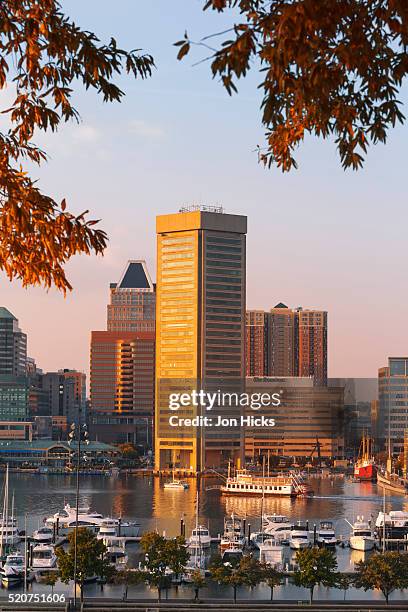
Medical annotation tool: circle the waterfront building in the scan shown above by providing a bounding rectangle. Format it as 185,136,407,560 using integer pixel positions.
0,421,32,440
0,439,119,468
155,206,247,472
378,357,408,454
244,377,344,460
90,331,155,445
245,305,327,385
107,260,155,332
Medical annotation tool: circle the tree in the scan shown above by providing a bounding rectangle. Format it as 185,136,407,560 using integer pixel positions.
210,554,262,603
293,546,338,603
261,564,283,601
42,571,58,594
0,0,154,291
139,531,189,602
177,1,408,172
354,551,408,604
56,527,115,602
113,568,144,601
190,569,206,601
336,573,353,601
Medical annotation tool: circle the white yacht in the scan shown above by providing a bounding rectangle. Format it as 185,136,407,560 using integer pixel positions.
289,524,310,549
0,519,20,546
163,480,189,490
45,504,139,536
250,531,276,549
349,517,375,551
31,544,57,569
32,526,53,544
96,520,117,541
317,521,337,547
263,514,293,542
188,525,211,549
221,544,243,564
220,515,245,551
1,553,24,585
258,538,284,568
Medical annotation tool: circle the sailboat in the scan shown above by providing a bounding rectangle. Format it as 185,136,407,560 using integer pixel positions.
353,433,377,482
163,470,189,490
185,491,206,578
0,466,20,553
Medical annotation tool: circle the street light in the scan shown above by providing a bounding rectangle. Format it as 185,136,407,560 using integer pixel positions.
68,421,89,609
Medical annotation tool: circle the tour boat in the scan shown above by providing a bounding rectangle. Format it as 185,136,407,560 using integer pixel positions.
353,434,377,482
188,525,211,549
0,553,24,585
349,517,375,551
289,524,310,549
317,521,337,547
31,544,57,569
45,504,139,536
220,467,312,497
258,538,284,568
32,527,53,544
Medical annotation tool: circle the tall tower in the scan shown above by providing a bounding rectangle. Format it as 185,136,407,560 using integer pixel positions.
266,303,297,377
107,260,155,332
155,206,247,472
297,308,327,385
0,307,28,422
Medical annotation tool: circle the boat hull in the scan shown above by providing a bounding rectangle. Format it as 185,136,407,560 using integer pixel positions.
354,463,377,482
349,536,375,551
377,472,408,495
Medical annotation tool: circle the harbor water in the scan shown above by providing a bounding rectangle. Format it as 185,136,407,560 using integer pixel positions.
2,472,408,602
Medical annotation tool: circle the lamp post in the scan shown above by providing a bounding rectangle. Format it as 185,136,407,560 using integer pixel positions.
68,420,89,609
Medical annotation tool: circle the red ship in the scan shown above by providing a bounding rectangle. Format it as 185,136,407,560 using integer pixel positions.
354,434,377,481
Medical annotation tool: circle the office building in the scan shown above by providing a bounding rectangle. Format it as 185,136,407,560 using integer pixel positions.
0,307,28,422
107,261,155,332
155,205,247,472
90,331,155,445
378,357,408,454
245,377,344,460
245,305,327,385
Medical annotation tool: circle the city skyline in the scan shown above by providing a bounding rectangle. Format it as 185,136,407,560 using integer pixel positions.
0,1,407,379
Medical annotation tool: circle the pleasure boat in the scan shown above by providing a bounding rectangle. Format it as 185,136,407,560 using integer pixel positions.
289,524,310,549
221,544,243,565
317,521,337,547
375,510,408,541
45,504,139,536
105,539,128,570
258,538,284,568
263,514,293,542
31,544,57,569
349,517,375,551
188,525,211,549
0,553,24,585
250,531,276,549
0,519,20,546
220,515,245,551
32,526,53,544
96,520,117,541
163,480,189,490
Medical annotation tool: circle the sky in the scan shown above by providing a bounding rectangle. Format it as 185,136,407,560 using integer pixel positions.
0,0,407,382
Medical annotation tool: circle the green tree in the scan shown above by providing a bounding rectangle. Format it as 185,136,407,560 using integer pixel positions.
177,1,408,172
354,551,408,604
139,531,189,602
42,571,59,594
56,528,115,602
261,564,283,601
112,568,144,601
293,546,338,603
190,569,206,601
0,0,153,291
210,554,262,603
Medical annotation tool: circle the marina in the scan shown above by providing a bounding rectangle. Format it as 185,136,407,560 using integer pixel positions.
0,471,407,601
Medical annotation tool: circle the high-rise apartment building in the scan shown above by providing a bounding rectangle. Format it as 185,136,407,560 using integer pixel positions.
297,308,327,385
90,331,155,444
107,261,155,332
155,206,247,472
378,357,408,454
0,307,28,422
90,261,156,445
245,311,265,376
245,305,327,385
